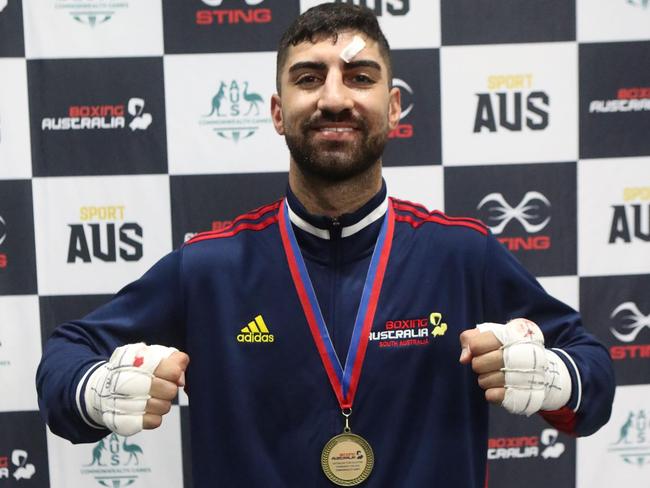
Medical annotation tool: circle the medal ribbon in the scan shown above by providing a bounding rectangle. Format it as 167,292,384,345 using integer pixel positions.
279,199,394,409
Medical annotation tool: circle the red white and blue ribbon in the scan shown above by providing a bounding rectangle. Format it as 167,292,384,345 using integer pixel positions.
278,199,394,409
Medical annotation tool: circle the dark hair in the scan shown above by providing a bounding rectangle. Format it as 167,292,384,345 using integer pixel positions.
276,3,392,92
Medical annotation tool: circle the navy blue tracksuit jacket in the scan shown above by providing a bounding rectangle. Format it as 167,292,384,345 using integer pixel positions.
37,183,615,487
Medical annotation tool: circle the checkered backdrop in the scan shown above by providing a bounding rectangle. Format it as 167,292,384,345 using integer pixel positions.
0,1,649,487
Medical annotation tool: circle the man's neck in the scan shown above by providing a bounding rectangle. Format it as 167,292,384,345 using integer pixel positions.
288,162,383,218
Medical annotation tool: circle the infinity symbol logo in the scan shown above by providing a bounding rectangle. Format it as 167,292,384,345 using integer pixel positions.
610,302,650,343
477,191,551,234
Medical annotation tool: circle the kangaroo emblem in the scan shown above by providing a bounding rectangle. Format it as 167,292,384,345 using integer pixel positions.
86,439,106,466
614,412,635,444
206,81,227,117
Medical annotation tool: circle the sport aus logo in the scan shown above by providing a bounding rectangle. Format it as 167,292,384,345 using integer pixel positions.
477,192,551,251
474,73,549,133
334,0,410,16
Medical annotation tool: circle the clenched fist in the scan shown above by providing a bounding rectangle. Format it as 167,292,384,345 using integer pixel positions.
83,343,190,436
144,351,190,430
459,328,505,405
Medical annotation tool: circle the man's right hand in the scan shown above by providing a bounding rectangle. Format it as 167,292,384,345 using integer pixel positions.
144,351,189,430
83,343,189,436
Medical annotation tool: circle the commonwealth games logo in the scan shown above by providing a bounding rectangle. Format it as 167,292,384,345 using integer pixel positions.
54,0,130,27
608,409,650,467
199,79,271,143
81,433,151,487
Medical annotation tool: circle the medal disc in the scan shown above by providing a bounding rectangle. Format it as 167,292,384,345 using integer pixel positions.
321,433,374,486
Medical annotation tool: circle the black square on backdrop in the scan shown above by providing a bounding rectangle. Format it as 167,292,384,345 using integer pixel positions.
27,58,167,177
0,0,25,57
39,295,113,350
163,0,300,54
0,180,37,295
579,41,650,159
580,274,650,387
170,172,287,248
487,405,576,488
0,411,50,487
444,162,577,277
383,49,441,166
440,0,576,46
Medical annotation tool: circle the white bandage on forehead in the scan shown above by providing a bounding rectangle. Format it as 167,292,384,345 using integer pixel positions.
477,318,571,416
82,342,177,436
339,35,366,63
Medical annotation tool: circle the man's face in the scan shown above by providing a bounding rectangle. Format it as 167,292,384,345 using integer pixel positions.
272,31,401,182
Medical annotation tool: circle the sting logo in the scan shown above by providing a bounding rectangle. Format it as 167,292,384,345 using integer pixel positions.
610,302,650,343
477,192,551,251
609,302,650,361
388,78,414,139
196,0,271,25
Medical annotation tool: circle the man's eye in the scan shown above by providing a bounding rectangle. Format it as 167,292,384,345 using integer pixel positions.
351,74,375,84
296,75,320,85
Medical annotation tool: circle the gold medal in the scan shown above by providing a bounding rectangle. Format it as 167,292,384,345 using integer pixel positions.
321,432,374,486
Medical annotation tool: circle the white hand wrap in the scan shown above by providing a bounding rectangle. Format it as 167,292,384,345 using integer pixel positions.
82,343,177,436
477,318,572,416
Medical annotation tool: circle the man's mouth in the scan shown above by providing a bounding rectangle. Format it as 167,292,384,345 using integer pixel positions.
316,127,356,133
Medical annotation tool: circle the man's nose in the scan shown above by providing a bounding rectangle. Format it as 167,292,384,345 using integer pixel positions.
317,73,354,114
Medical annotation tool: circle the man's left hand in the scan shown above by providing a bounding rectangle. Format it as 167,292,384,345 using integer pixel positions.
459,329,505,405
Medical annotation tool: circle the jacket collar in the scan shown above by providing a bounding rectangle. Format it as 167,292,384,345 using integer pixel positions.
285,180,388,240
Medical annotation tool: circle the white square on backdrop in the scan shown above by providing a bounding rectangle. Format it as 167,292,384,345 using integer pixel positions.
47,406,184,488
577,0,650,43
300,0,441,49
23,0,164,59
383,165,444,211
441,42,578,166
577,384,650,488
538,276,579,311
164,52,289,175
578,157,650,277
0,295,41,412
33,175,172,295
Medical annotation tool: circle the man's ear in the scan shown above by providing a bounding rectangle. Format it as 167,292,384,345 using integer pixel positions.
271,94,285,135
387,86,401,131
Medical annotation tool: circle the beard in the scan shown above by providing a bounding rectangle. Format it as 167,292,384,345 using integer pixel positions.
284,111,388,183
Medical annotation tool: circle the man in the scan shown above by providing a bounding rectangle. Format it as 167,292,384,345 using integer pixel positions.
37,4,615,487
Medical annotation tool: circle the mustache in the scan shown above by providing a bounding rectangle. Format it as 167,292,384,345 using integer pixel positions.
302,110,367,131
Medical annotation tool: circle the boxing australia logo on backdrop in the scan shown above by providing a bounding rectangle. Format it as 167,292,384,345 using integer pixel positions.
444,163,577,277
27,58,166,177
41,97,152,132
579,41,650,158
0,450,36,481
